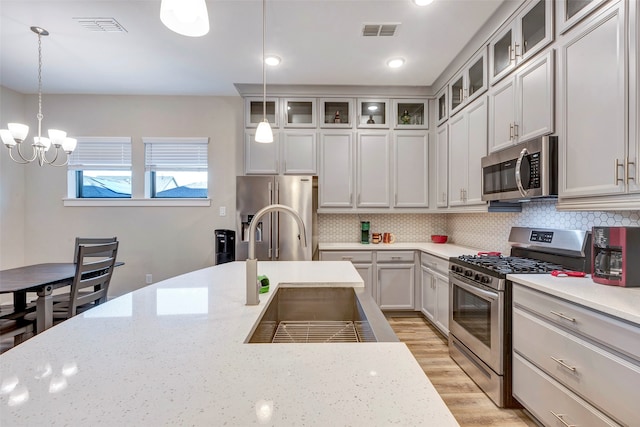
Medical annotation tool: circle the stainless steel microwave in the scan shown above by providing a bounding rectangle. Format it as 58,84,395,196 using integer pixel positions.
481,136,558,202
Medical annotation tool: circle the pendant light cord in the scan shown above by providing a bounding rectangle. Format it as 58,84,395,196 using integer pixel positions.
37,32,43,140
262,0,266,122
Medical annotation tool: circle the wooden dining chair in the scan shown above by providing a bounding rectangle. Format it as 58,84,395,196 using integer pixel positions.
0,319,34,352
73,237,118,262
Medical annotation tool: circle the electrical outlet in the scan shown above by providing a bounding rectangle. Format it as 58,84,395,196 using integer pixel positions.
219,206,226,216
145,274,152,284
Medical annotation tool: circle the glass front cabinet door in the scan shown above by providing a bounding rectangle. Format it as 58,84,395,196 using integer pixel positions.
449,48,487,116
283,98,316,128
319,98,353,128
489,0,553,85
558,0,608,34
245,97,279,128
393,99,428,129
436,87,448,126
357,99,389,128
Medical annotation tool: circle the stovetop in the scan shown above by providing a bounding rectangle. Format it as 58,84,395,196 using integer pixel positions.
453,254,567,275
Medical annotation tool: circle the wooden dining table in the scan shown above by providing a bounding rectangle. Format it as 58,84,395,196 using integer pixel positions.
0,262,123,333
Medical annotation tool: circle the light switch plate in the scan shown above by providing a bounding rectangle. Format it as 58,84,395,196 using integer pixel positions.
219,206,226,216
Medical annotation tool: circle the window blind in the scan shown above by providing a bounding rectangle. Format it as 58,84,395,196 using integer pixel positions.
68,137,132,171
144,137,209,171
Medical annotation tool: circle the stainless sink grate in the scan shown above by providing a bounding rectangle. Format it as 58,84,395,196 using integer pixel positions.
272,321,370,343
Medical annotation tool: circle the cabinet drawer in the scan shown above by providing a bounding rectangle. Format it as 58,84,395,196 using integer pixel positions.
319,251,372,263
513,353,619,427
513,284,640,363
513,307,640,426
420,252,449,275
377,251,415,263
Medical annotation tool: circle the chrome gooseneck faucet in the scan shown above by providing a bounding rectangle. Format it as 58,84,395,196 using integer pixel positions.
246,204,307,305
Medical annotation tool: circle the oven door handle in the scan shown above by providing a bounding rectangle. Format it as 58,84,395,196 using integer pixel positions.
515,147,529,198
452,276,499,301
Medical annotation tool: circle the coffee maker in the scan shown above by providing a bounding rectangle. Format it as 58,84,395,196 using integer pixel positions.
592,226,640,287
361,221,370,244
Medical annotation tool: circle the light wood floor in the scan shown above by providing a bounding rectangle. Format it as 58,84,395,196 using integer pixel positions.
387,315,538,427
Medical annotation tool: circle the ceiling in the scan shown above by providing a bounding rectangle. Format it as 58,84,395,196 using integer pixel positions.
0,0,508,97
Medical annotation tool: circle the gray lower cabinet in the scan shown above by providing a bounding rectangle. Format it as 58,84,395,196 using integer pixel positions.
376,252,416,310
420,252,450,336
512,283,640,427
319,250,374,299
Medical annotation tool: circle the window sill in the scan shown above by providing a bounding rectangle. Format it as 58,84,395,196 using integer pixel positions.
63,198,211,207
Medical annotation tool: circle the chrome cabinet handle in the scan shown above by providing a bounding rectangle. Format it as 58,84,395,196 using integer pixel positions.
391,256,401,260
514,43,521,58
508,44,513,62
509,123,514,140
615,159,624,185
341,256,353,260
550,412,576,427
515,147,529,197
550,310,576,322
513,123,518,138
626,157,635,184
551,356,577,372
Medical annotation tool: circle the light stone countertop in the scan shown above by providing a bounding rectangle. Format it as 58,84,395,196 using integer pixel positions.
318,242,484,260
508,273,640,325
0,261,459,426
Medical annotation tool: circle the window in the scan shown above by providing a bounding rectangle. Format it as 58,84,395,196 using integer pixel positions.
68,137,132,198
143,137,209,198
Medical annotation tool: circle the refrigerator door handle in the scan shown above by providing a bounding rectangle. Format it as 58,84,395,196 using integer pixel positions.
274,211,279,259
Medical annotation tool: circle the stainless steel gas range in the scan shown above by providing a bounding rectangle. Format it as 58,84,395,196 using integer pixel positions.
448,227,591,408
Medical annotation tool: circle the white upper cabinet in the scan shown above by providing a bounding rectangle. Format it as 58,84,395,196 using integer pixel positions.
557,0,610,35
489,50,554,153
489,0,554,85
282,131,317,175
436,124,449,208
449,48,488,116
559,0,633,201
244,130,280,174
245,97,279,128
448,96,488,207
392,99,428,129
393,132,429,208
283,98,316,128
436,87,448,126
357,131,390,207
357,99,390,129
319,98,354,128
319,131,354,208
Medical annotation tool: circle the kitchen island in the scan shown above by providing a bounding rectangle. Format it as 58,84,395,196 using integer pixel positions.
0,261,459,426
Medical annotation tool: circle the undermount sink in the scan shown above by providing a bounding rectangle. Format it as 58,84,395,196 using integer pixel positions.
245,285,399,344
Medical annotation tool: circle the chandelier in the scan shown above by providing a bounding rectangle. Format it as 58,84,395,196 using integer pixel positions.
0,26,76,167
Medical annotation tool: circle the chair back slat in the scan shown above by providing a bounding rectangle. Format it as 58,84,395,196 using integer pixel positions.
68,241,119,317
73,237,118,262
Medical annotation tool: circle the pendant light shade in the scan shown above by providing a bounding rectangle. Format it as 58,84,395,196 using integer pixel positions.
255,0,273,143
160,0,210,37
255,120,274,143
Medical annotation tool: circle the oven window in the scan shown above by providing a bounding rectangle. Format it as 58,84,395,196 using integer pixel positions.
452,285,491,347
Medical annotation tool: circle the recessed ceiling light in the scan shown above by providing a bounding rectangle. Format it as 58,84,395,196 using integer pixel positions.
387,58,405,68
265,55,281,66
413,0,434,6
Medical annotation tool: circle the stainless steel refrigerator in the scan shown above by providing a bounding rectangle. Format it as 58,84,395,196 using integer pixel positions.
236,176,317,261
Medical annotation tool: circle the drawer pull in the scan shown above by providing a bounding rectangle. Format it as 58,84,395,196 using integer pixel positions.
341,256,353,260
550,310,576,322
550,411,577,427
550,356,577,372
391,256,401,260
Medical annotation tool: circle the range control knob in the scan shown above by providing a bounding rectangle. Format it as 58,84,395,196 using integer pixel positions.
480,276,491,284
464,269,473,277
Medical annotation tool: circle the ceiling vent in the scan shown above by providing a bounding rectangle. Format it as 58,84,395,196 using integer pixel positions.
73,17,128,33
362,23,399,37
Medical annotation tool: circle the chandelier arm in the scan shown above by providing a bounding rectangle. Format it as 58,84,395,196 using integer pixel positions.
15,141,39,163
40,146,61,165
8,148,31,164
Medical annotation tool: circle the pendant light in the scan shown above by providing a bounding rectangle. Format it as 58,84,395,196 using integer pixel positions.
160,0,210,37
255,0,273,143
0,26,76,167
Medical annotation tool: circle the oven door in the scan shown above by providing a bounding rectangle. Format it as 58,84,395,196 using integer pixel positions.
449,273,503,374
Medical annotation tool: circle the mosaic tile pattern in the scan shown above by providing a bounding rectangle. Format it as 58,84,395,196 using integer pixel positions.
319,201,640,254
448,201,640,254
318,213,447,243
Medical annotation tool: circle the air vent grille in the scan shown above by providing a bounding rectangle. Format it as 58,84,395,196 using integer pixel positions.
362,23,399,37
73,17,128,33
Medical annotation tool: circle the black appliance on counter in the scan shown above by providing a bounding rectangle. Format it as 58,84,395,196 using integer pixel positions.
215,229,235,265
448,227,591,408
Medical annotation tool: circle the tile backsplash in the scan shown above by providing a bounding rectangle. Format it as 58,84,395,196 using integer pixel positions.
318,201,640,254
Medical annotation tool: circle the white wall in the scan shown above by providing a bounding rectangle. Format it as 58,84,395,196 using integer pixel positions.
0,90,243,297
0,86,26,269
